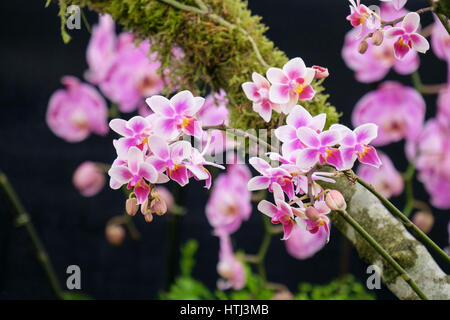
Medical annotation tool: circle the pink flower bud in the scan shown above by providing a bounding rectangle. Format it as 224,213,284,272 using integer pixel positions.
312,65,329,79
358,40,369,54
325,190,347,211
105,224,125,246
144,213,154,223
141,198,151,215
72,161,106,197
412,211,434,234
305,206,321,222
125,198,139,216
371,30,384,46
150,197,168,216
155,186,174,212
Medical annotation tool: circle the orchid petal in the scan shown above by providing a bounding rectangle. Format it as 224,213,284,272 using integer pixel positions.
247,176,270,191
146,95,174,117
402,12,420,34
148,135,169,160
266,67,289,84
108,165,132,185
257,200,278,217
109,119,133,136
297,127,320,148
282,57,306,80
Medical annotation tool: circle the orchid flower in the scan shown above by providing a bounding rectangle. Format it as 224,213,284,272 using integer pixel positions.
331,123,382,169
274,105,326,160
187,147,224,189
242,72,281,122
109,116,154,158
257,183,297,240
146,135,192,186
146,90,205,140
294,127,343,170
267,58,316,113
285,222,329,260
216,233,246,290
346,0,379,38
247,157,295,201
296,201,331,240
108,146,158,204
380,0,407,11
385,12,429,59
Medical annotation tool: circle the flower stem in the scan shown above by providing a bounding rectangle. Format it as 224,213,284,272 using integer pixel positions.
336,208,428,300
256,216,273,282
356,175,450,265
402,163,415,217
0,171,64,300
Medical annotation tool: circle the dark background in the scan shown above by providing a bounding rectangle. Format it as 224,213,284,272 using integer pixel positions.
0,0,448,300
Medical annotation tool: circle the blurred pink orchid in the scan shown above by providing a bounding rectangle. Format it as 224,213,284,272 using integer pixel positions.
73,161,106,197
285,222,329,260
352,81,425,146
146,90,205,140
242,72,281,122
357,152,404,199
380,0,408,11
47,76,108,142
267,58,316,113
206,164,252,234
431,15,450,62
216,234,246,290
385,12,429,59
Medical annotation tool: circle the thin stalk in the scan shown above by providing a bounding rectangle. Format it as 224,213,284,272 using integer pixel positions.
256,216,273,282
356,175,450,265
0,171,64,300
336,208,428,300
402,163,415,217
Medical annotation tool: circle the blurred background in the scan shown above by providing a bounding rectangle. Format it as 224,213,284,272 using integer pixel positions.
0,0,448,299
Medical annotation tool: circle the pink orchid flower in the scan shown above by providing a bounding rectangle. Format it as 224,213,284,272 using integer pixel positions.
186,147,224,189
352,81,425,146
85,14,116,85
242,72,281,122
206,164,252,234
267,58,316,113
146,135,193,186
146,90,205,140
431,14,450,62
385,12,429,59
108,146,158,204
109,116,154,157
357,152,403,199
216,233,246,291
296,201,331,239
346,0,379,38
285,222,329,260
275,105,326,160
437,85,450,122
380,0,407,10
247,157,295,201
294,127,343,170
330,123,381,170
257,183,296,240
73,161,106,197
342,3,419,83
46,76,109,142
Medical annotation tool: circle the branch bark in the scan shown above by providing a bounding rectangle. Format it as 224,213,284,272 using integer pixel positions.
317,173,450,300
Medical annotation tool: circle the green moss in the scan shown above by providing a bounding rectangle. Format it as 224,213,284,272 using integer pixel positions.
58,0,340,130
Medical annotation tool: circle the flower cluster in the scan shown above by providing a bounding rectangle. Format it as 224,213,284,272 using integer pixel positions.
242,57,326,122
247,104,381,245
344,1,429,83
108,90,225,221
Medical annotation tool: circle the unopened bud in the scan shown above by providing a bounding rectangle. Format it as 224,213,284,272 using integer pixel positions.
371,30,384,46
150,197,168,216
305,206,320,221
312,65,329,79
358,40,369,54
155,186,174,212
141,198,150,215
144,213,154,223
325,190,347,211
105,224,125,246
412,211,434,234
126,198,139,216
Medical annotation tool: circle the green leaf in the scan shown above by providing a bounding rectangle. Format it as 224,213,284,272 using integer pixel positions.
62,292,93,300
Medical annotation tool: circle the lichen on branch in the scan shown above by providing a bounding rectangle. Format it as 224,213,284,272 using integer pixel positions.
57,0,340,130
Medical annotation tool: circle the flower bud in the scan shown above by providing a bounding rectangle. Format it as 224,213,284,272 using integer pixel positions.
72,161,106,197
141,198,151,215
125,198,139,216
150,197,168,216
144,213,154,223
105,224,125,246
412,211,434,234
358,40,369,54
312,65,329,79
305,206,320,221
155,186,174,212
325,190,347,211
371,30,384,46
